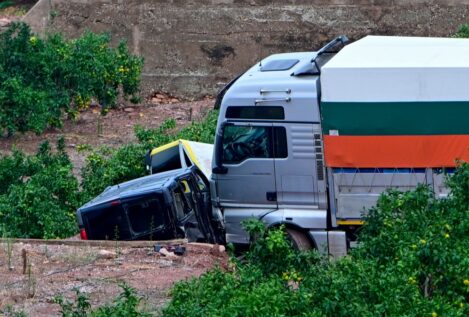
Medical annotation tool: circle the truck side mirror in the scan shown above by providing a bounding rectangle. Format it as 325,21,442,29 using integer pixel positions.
212,122,229,175
144,150,152,172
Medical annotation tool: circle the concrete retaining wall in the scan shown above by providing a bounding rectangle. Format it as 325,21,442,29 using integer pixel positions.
23,0,469,98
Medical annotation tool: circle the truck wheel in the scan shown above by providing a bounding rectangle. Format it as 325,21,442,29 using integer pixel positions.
286,228,313,251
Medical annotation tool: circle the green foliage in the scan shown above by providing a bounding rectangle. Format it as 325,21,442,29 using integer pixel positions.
135,109,218,149
176,110,219,144
134,119,177,150
55,284,151,317
0,1,14,10
0,22,143,135
454,24,469,38
0,138,81,238
163,164,469,317
80,143,147,202
0,304,27,317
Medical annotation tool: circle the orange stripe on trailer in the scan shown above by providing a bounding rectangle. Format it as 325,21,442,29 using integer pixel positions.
324,135,469,168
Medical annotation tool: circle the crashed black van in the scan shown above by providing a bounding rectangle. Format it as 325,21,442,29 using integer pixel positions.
76,167,224,244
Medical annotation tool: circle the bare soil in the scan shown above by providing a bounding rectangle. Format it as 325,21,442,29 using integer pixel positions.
0,240,228,316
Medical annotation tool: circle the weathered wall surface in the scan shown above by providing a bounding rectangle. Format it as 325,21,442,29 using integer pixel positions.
24,0,469,98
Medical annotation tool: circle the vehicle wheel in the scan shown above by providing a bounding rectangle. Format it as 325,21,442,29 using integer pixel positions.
286,228,313,251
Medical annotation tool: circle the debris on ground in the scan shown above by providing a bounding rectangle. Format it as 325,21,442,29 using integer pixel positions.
149,92,180,105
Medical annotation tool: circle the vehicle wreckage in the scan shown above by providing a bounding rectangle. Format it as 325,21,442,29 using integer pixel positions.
76,140,223,243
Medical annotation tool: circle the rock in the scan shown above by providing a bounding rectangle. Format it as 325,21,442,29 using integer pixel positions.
124,107,134,113
174,245,186,256
155,94,166,99
0,18,11,28
170,98,179,103
159,247,176,257
97,250,116,259
156,259,174,267
209,245,220,256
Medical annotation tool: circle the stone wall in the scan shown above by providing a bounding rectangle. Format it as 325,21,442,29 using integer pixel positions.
23,0,469,98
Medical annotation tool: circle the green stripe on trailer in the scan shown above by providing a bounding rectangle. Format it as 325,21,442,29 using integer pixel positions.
320,101,469,135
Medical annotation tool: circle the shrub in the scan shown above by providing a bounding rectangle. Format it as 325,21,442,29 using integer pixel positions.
55,284,152,317
454,24,469,38
163,164,469,317
80,143,147,203
0,138,81,238
0,22,143,135
134,109,218,149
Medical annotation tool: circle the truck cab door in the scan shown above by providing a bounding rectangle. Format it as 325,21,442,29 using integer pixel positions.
272,122,327,209
213,122,277,208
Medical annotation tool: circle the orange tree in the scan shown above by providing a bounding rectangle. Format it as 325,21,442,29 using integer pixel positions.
0,22,143,135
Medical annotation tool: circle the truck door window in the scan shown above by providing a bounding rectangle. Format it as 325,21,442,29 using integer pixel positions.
126,198,165,234
222,125,287,164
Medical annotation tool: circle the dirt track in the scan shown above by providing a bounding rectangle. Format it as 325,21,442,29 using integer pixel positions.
0,240,228,316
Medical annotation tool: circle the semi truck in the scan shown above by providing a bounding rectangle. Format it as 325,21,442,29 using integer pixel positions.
79,35,469,257
208,35,469,256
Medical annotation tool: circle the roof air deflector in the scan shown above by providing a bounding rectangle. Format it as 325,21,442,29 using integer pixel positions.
291,35,349,77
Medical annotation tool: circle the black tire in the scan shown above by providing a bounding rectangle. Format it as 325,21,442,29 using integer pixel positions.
286,228,313,251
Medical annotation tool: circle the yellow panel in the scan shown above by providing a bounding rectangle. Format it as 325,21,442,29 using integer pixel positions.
180,139,202,170
149,140,181,156
336,220,364,226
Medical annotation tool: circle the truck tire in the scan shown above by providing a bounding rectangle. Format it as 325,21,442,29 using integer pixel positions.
286,228,313,250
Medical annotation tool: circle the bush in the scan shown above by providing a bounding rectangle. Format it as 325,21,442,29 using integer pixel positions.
0,22,143,135
80,143,148,203
454,24,469,38
0,138,81,239
163,164,469,317
55,284,152,317
135,109,218,149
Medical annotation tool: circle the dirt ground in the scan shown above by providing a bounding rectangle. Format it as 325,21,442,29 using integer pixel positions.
0,240,228,316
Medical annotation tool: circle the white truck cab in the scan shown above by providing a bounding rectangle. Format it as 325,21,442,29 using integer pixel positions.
210,37,348,255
